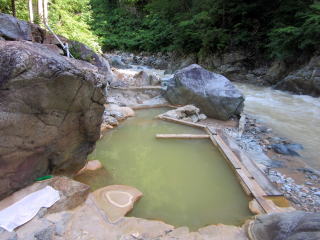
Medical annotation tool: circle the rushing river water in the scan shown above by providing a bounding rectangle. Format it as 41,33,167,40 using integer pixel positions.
119,65,320,170
235,83,320,170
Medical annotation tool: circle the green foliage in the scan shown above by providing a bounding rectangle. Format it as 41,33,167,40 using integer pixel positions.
1,0,319,60
49,0,101,52
0,0,29,20
268,2,320,59
0,0,101,52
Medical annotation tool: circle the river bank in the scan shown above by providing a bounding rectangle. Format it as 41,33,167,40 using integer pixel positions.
101,58,320,213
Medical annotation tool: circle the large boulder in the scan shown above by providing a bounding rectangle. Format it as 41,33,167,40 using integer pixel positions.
0,13,32,41
165,64,245,120
0,40,107,199
275,56,320,96
248,211,320,240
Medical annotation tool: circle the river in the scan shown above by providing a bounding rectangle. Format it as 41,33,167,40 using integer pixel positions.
120,65,320,170
235,83,320,170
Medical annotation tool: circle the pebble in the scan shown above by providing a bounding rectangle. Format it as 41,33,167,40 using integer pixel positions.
314,191,320,197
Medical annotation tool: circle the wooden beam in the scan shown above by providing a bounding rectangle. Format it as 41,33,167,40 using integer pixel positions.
156,134,210,139
110,86,163,90
213,134,242,169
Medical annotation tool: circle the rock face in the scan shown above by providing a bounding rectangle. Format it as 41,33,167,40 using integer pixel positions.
165,64,245,120
0,13,113,78
0,41,107,199
275,56,320,96
0,13,32,41
249,211,320,240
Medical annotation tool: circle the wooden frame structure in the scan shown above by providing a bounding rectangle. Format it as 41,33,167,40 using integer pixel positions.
156,115,291,214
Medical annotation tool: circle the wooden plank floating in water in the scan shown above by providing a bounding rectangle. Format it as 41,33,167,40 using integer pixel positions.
110,86,163,90
130,104,176,110
156,134,210,139
157,115,206,129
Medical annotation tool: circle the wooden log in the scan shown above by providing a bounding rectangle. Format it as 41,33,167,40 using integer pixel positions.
156,134,210,139
110,86,163,90
157,115,206,129
130,104,175,110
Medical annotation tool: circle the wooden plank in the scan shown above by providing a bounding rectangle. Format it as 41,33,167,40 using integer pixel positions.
156,134,210,139
213,134,242,169
157,116,206,129
130,104,175,110
218,131,283,196
110,86,163,90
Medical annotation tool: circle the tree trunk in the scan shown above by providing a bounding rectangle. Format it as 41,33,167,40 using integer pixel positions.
38,0,44,23
11,0,16,17
43,0,48,24
28,0,34,23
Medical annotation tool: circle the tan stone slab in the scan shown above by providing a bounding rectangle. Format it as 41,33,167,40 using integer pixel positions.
92,185,143,223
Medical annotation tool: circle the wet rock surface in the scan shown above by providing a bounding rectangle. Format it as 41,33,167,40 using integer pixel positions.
0,40,107,199
249,211,320,240
165,64,245,120
224,115,320,212
275,56,320,96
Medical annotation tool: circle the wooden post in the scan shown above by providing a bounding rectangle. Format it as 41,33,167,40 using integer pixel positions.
28,0,34,23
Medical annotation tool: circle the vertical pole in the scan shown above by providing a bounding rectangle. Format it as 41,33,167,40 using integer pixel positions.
28,0,34,23
43,0,48,24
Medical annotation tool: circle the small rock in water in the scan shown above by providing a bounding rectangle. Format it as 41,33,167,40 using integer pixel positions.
271,143,303,156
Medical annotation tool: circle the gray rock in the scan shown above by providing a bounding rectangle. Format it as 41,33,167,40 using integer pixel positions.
272,143,303,156
275,56,320,96
0,41,106,199
108,55,131,69
266,60,287,84
249,211,320,240
165,64,245,120
16,218,55,240
0,228,18,240
314,192,320,197
0,13,32,41
47,177,90,213
103,115,119,126
68,41,113,75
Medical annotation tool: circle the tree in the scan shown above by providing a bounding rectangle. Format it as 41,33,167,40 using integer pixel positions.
11,0,16,16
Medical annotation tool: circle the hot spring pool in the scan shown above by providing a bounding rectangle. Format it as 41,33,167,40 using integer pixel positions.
76,108,252,230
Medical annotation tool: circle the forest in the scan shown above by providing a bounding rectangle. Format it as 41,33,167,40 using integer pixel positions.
1,0,320,60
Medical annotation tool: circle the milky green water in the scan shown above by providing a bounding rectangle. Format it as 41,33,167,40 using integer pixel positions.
84,108,252,230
